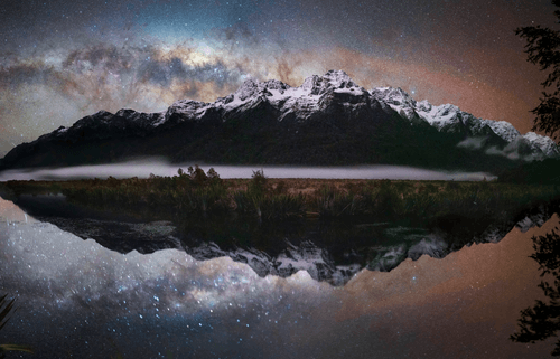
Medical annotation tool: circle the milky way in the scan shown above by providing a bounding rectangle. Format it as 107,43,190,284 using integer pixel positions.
0,0,557,157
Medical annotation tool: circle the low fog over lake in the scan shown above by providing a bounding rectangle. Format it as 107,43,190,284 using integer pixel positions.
0,158,496,181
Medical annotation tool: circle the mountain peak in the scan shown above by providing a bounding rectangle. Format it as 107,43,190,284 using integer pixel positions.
369,87,416,108
323,69,355,87
300,69,361,96
234,76,263,101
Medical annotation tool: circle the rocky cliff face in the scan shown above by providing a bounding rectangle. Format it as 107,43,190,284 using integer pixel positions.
1,70,557,171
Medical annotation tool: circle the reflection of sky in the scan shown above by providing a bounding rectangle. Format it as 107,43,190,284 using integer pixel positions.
0,196,557,357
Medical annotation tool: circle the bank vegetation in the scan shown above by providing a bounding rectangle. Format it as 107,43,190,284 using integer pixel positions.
2,166,559,224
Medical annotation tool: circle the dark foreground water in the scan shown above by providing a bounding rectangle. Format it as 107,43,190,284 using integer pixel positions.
0,194,557,358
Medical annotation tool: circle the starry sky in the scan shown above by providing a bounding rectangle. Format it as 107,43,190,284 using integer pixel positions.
0,0,557,157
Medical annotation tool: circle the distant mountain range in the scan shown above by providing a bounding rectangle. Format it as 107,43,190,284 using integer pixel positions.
1,69,557,172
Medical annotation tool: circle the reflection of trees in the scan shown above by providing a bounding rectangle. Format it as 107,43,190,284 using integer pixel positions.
511,224,560,356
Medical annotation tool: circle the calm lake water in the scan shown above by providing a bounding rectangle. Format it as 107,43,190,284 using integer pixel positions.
8,193,553,286
0,189,557,358
0,160,496,181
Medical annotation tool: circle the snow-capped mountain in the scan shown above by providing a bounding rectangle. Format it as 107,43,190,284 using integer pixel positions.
166,69,370,123
167,70,557,159
369,86,559,159
186,240,362,286
0,69,557,171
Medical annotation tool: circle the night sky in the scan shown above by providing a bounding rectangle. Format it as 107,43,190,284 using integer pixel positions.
0,0,557,157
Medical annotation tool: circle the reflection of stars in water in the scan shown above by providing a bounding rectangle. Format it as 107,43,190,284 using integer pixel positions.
0,206,329,357
1,201,327,318
2,198,557,358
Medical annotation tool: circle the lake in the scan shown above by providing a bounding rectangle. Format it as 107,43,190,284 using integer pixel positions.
0,170,557,358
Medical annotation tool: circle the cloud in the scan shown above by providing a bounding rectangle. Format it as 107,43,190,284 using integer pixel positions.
457,136,489,150
209,21,260,48
274,53,304,86
485,137,545,161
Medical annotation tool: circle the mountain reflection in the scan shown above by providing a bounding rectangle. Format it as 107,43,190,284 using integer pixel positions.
9,193,558,286
1,196,558,358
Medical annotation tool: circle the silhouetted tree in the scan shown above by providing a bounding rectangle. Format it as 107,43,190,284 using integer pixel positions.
188,164,207,186
250,169,268,194
511,225,560,355
206,168,220,180
516,0,560,139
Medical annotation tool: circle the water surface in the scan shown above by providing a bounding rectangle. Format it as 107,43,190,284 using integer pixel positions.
0,195,557,358
10,192,549,286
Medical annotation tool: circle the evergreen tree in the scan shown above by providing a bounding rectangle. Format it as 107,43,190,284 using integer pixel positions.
516,0,560,139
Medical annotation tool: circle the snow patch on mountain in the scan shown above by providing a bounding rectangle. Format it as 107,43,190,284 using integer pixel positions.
165,69,369,123
369,86,559,158
45,69,560,161
185,240,362,286
487,121,521,142
523,132,560,157
369,87,420,121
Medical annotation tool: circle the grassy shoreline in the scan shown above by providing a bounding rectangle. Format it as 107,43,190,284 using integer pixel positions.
2,167,560,224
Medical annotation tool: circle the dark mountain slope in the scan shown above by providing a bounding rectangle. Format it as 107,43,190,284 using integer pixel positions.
0,70,542,172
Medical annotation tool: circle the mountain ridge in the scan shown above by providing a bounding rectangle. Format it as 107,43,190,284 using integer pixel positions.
369,85,559,159
0,69,556,172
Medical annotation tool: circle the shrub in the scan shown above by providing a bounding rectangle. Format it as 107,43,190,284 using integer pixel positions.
250,170,267,193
